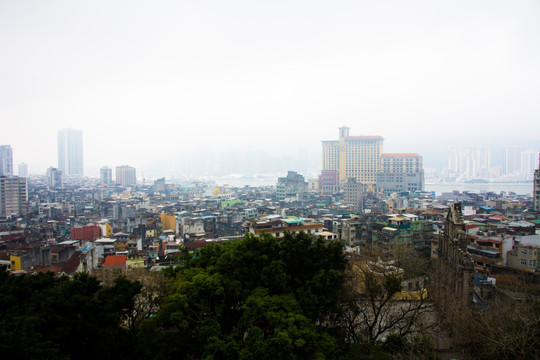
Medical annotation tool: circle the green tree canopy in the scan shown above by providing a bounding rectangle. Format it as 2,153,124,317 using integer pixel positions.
0,268,141,360
153,232,347,360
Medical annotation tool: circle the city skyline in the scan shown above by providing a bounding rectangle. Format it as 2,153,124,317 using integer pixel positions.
446,145,539,181
1,1,539,176
1,137,538,180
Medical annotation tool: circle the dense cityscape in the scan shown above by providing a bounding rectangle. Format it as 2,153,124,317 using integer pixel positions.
2,1,540,358
1,126,539,359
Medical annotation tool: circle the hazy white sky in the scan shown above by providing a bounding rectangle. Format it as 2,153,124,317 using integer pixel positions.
1,0,539,176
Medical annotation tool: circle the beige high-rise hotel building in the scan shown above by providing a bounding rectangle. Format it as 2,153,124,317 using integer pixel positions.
322,127,384,191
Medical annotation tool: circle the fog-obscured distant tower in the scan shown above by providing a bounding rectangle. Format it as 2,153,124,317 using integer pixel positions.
504,146,521,175
100,166,113,184
58,129,83,176
18,163,28,177
0,145,13,176
448,148,459,173
520,150,539,180
474,145,491,178
116,165,137,187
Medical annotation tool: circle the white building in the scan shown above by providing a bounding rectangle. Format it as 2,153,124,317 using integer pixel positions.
18,163,28,177
0,145,13,176
0,176,27,218
58,129,83,176
520,150,539,180
116,165,137,187
504,146,522,175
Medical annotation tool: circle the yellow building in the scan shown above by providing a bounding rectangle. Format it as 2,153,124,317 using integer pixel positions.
105,223,112,237
322,126,384,189
9,255,21,271
160,213,176,232
98,222,113,237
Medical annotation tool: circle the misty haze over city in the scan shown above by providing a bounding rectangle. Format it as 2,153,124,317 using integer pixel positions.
2,3,540,359
1,0,539,181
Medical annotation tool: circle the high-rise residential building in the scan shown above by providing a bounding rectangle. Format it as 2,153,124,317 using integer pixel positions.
520,150,539,180
459,148,472,178
322,127,384,191
504,146,522,175
0,176,27,218
447,146,491,179
154,177,166,193
100,166,113,184
448,148,459,173
376,153,424,195
18,163,28,177
534,155,540,211
474,145,491,179
343,177,363,213
58,129,83,176
0,145,13,176
116,165,137,187
46,167,63,188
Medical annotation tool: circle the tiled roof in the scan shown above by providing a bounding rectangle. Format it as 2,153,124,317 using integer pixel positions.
35,265,63,274
10,244,33,251
103,254,128,267
184,240,208,249
488,216,507,221
62,251,82,274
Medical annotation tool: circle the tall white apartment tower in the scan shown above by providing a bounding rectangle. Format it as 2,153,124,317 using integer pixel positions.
448,148,459,173
521,150,539,180
18,163,28,177
0,145,13,176
474,145,491,178
0,176,27,218
116,165,137,187
58,129,83,176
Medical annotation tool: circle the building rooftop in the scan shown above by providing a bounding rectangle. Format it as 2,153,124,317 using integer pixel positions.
381,153,421,157
345,136,384,140
283,218,304,225
95,238,117,244
467,245,500,256
63,251,84,273
103,254,128,267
